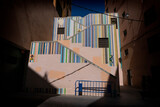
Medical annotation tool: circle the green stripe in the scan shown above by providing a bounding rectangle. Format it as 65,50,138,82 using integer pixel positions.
65,48,68,63
74,35,76,42
72,52,74,63
64,88,66,94
33,43,35,54
38,43,40,54
74,22,75,35
108,26,111,66
69,50,71,63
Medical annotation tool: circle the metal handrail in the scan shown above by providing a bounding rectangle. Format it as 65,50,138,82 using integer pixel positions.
75,80,113,96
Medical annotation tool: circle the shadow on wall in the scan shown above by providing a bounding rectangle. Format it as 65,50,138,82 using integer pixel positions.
0,37,29,95
103,66,120,97
88,66,120,107
0,37,58,97
25,67,58,95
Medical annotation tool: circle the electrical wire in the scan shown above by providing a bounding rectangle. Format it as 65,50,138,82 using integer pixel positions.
71,3,144,22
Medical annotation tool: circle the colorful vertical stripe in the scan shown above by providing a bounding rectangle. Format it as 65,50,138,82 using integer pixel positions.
29,41,88,63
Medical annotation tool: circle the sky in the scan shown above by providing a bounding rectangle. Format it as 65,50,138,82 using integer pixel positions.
71,0,105,17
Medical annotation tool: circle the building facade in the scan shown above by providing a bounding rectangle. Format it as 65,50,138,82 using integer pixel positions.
0,0,71,94
27,13,123,95
105,0,160,90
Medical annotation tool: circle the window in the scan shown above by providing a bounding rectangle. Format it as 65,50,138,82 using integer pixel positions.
144,6,157,26
124,49,128,56
111,18,117,29
147,33,160,53
123,29,127,37
122,11,125,18
98,38,109,48
106,7,109,13
127,69,132,86
114,8,116,12
57,28,65,34
119,57,122,63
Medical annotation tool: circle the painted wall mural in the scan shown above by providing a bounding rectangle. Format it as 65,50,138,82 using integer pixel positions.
27,13,123,95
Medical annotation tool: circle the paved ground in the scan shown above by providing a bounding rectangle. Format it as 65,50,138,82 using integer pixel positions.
38,86,160,107
2,93,58,107
2,86,160,107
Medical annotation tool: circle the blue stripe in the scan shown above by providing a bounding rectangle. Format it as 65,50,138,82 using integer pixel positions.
52,42,54,54
90,27,91,47
95,26,97,48
31,42,33,54
76,55,78,63
46,43,48,54
85,29,87,47
61,88,63,94
88,27,90,47
58,88,60,94
41,43,42,54
60,46,63,63
87,28,89,46
92,26,94,48
63,47,65,63
111,26,114,66
43,42,45,54
57,42,59,54
109,26,112,66
73,53,75,63
48,43,50,54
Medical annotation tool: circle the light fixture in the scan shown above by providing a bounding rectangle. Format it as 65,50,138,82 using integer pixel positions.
125,13,129,18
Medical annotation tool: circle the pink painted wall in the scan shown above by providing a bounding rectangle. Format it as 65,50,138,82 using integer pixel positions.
27,54,113,95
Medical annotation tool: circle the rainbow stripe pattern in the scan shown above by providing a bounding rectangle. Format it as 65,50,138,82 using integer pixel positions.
30,13,121,69
30,41,87,63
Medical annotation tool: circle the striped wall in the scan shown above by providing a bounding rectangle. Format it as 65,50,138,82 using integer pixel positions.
70,25,114,47
33,13,120,67
58,88,66,95
28,13,123,95
60,45,87,63
52,13,118,41
52,17,86,41
30,42,39,62
78,13,118,26
69,25,118,66
29,42,87,63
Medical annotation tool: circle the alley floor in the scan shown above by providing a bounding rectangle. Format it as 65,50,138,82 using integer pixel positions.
38,86,160,107
2,86,160,107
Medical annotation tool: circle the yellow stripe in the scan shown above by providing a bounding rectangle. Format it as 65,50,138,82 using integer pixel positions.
97,26,99,47
101,26,103,38
94,26,96,47
34,43,38,62
114,25,118,65
102,26,104,38
53,42,55,54
95,15,97,24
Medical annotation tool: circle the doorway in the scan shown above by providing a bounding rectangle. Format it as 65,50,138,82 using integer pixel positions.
127,69,132,86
